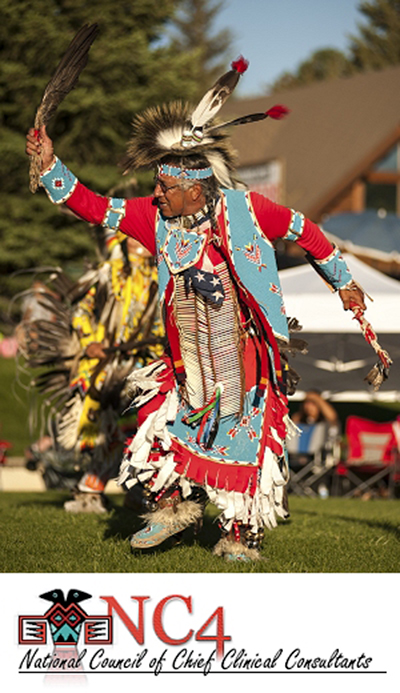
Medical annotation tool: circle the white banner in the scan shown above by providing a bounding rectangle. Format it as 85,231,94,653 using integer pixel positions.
238,161,283,202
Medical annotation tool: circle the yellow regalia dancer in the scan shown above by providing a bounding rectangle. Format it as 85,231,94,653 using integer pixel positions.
17,226,164,513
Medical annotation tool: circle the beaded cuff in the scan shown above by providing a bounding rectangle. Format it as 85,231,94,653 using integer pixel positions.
102,197,127,232
284,210,305,241
40,157,78,204
309,246,353,290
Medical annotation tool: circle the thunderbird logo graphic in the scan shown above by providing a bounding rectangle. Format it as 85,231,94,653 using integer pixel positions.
18,589,112,646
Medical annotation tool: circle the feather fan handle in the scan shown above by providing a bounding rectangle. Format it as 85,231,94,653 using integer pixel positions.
181,56,249,147
349,301,392,390
209,104,290,132
29,129,44,195
29,23,99,193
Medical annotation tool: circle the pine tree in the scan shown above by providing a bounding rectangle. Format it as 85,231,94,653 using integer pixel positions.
171,0,233,98
0,0,204,330
349,0,400,69
271,48,354,93
270,1,400,93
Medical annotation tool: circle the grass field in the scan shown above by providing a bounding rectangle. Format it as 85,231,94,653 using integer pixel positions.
0,492,399,573
1,358,399,574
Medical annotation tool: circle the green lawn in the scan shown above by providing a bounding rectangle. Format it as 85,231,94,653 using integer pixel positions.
0,493,399,573
1,358,400,573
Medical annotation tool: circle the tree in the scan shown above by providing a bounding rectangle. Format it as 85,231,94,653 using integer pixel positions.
270,1,400,93
171,0,233,98
271,48,354,93
349,0,400,69
0,0,204,330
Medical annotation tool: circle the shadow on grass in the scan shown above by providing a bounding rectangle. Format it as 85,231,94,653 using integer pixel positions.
334,515,400,541
294,507,400,541
103,505,143,541
4,492,68,510
103,503,222,556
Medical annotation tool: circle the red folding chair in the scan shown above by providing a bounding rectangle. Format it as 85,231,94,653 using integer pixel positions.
334,416,400,498
0,438,12,466
0,438,12,491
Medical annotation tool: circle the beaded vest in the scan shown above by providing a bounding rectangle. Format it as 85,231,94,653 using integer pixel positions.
155,189,289,343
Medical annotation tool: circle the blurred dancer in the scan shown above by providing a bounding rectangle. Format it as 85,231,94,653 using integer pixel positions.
17,224,164,512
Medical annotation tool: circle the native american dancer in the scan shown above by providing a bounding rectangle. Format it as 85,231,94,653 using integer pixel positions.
26,57,366,560
16,227,164,513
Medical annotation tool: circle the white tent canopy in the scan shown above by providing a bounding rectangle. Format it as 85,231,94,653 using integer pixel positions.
278,255,400,401
279,253,400,334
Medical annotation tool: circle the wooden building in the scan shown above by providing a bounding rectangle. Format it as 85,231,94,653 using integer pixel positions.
220,65,400,274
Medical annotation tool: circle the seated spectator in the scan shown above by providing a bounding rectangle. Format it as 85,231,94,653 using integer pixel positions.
292,390,339,428
288,391,340,470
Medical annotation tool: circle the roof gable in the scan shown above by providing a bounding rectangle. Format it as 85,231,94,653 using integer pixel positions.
221,65,400,219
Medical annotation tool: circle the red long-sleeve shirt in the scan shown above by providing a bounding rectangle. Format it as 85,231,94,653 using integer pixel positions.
63,181,334,260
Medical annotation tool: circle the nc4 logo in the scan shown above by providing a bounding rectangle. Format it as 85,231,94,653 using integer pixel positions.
19,589,112,646
18,590,231,658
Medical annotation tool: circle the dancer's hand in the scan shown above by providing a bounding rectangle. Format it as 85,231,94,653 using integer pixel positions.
85,342,107,359
339,284,366,311
25,125,55,171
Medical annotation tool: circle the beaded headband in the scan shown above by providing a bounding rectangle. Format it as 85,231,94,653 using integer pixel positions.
158,163,213,180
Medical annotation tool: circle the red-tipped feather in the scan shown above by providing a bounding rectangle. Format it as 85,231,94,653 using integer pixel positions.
188,58,248,131
265,104,290,120
209,104,289,132
231,56,249,74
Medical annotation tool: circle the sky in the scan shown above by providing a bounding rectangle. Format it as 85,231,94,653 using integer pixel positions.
213,0,363,96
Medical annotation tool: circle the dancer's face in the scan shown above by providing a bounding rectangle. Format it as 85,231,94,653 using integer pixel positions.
153,174,205,217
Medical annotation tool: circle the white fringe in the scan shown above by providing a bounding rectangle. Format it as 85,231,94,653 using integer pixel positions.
124,360,167,406
118,388,178,489
206,445,289,533
118,364,290,532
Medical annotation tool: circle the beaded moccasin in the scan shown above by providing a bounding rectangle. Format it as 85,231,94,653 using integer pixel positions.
130,500,203,549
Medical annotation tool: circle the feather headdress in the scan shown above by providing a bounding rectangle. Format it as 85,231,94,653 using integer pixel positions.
122,101,241,188
122,56,289,188
29,23,99,193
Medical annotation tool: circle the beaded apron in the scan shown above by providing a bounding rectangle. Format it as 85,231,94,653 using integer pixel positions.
173,259,245,418
165,255,269,469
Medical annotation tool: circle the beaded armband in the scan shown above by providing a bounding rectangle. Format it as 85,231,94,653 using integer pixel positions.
40,157,78,204
284,210,305,241
307,246,353,290
102,197,127,233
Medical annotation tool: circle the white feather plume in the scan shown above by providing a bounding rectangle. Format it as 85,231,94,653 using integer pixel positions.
156,126,185,151
190,72,240,129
